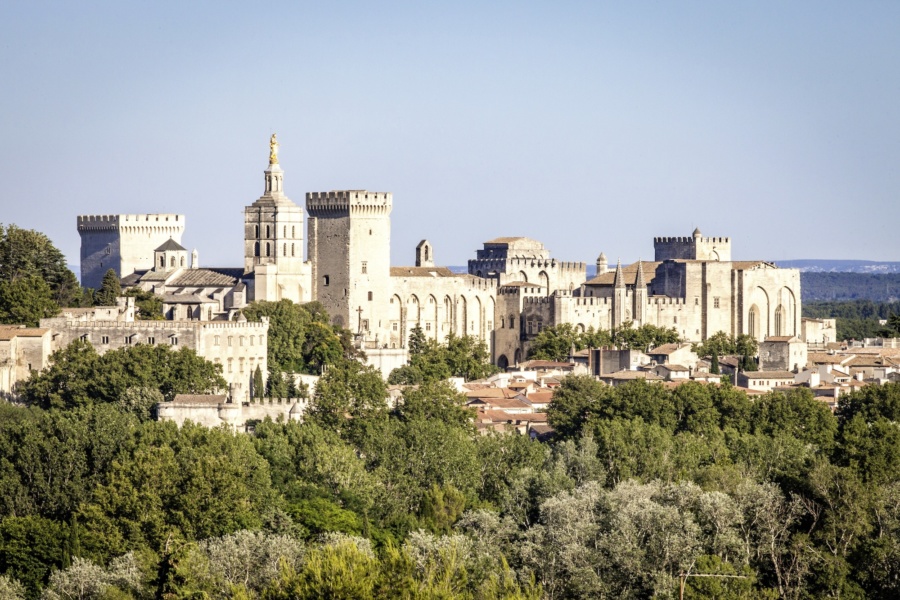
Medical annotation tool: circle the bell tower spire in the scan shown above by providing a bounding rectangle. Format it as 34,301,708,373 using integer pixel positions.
264,133,284,196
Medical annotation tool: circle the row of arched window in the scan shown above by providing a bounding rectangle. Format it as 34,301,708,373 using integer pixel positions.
253,225,298,239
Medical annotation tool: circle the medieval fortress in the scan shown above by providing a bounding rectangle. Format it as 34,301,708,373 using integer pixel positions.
71,135,803,388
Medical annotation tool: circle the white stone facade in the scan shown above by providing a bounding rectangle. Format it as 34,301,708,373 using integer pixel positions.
78,214,185,289
41,308,268,402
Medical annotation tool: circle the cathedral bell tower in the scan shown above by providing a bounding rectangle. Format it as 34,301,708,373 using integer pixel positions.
243,134,310,302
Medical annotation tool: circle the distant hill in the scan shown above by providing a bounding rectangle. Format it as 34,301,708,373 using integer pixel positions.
774,259,900,274
450,262,900,303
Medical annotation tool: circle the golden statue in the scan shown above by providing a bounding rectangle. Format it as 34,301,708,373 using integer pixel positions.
269,133,279,165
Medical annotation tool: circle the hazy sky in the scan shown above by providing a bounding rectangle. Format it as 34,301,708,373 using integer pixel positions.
2,1,899,271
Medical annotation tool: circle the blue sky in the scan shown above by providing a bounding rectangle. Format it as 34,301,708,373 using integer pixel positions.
1,1,898,270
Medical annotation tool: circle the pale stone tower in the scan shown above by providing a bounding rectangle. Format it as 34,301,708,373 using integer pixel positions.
633,260,647,325
306,190,392,332
416,240,434,267
243,134,310,302
596,252,608,276
153,238,188,271
78,214,185,289
613,259,627,327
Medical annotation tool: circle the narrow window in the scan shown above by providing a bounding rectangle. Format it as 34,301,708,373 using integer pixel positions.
292,226,296,238
171,337,178,346
148,337,155,345
361,261,367,274
426,322,431,331
714,297,720,309
266,242,271,257
214,335,220,346
291,243,295,257
255,225,259,238
368,291,373,301
323,275,330,286
266,225,270,238
228,336,233,346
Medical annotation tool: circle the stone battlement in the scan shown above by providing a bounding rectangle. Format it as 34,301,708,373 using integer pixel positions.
77,214,184,230
306,191,392,216
43,319,268,331
653,236,729,244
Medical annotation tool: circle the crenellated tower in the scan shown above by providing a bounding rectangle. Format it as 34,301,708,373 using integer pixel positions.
78,213,185,289
306,190,393,331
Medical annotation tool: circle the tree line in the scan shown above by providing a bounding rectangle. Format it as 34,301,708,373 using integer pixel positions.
2,332,899,597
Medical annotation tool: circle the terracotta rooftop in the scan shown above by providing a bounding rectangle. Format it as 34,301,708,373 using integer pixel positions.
648,343,692,355
743,370,796,380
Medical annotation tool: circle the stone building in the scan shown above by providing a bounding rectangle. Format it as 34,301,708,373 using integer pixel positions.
305,189,498,364
41,302,268,402
0,326,52,398
77,136,802,376
78,213,185,289
243,134,312,303
491,229,801,369
121,238,247,320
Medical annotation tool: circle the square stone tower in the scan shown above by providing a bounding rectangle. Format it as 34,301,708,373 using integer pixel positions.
306,190,392,331
78,213,185,289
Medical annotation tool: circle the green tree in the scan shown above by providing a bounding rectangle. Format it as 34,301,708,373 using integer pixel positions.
253,365,265,399
94,268,122,306
20,340,226,409
0,274,59,326
528,323,583,361
444,333,499,381
0,223,81,307
123,287,164,320
408,323,427,356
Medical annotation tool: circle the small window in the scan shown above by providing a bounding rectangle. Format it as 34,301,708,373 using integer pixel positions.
228,360,233,373
393,323,398,331
694,297,699,306
249,336,254,346
426,323,431,331
714,297,720,309
148,337,155,345
105,245,111,255
291,243,295,257
323,275,330,286
171,337,178,346
101,335,109,344
228,336,233,347
292,226,296,238
362,319,369,331
368,291,373,301
255,225,259,238
361,261,367,274
240,336,245,347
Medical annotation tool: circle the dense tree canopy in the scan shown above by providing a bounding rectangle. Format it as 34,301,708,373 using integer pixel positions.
243,300,361,376
0,224,80,308
388,326,499,384
18,340,227,409
528,321,681,361
2,332,900,599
